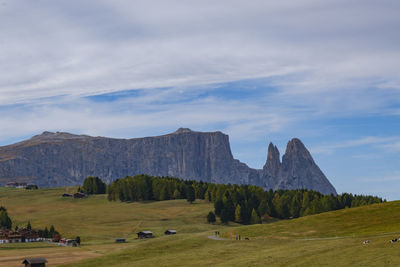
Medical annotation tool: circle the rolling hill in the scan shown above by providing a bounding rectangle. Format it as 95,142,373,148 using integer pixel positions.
0,187,398,266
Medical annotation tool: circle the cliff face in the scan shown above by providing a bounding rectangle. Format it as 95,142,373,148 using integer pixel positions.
0,128,336,195
262,138,337,195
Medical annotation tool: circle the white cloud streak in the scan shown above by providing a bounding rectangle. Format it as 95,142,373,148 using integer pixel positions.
311,136,400,155
0,0,399,114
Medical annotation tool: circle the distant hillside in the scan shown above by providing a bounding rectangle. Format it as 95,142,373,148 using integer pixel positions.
0,128,336,195
226,200,398,239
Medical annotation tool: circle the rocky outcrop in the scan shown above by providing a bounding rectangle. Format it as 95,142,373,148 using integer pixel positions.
262,143,282,188
262,138,337,195
0,128,336,195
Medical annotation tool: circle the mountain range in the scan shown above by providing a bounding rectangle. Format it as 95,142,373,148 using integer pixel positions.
0,128,337,195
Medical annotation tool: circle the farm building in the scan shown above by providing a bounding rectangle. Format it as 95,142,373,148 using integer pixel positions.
62,193,73,197
137,231,153,239
6,182,27,188
164,230,177,235
25,184,38,190
115,238,126,243
73,192,87,199
22,257,47,267
0,228,39,244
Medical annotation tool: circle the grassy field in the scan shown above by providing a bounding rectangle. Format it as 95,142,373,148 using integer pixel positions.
1,187,400,266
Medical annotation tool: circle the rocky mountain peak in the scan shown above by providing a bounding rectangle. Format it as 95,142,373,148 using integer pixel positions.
31,131,89,142
174,128,193,134
264,142,281,169
285,138,307,153
285,138,314,162
261,142,281,188
278,138,337,195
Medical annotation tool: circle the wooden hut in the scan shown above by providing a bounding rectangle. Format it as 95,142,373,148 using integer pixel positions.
137,231,153,239
22,258,47,267
73,192,87,199
164,230,177,235
115,238,126,243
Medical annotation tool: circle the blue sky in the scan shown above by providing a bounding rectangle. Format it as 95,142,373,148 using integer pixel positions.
0,0,399,199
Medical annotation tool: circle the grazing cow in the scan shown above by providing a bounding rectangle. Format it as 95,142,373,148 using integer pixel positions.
363,240,370,244
390,238,398,243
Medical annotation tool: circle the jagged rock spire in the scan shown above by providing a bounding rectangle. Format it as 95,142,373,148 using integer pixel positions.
262,142,281,188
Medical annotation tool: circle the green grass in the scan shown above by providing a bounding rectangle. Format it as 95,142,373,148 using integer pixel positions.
0,187,220,244
224,201,400,239
1,187,400,267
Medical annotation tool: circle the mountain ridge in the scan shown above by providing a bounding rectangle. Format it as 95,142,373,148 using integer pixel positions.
0,129,337,195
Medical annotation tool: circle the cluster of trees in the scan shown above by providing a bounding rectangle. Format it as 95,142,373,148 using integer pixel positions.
107,175,199,203
106,175,383,224
37,224,60,238
0,206,12,229
212,187,383,224
80,176,106,194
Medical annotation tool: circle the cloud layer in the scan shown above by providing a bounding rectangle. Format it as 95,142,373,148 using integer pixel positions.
1,0,400,105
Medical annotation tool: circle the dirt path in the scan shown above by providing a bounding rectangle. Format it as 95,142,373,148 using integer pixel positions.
302,231,400,241
207,235,229,241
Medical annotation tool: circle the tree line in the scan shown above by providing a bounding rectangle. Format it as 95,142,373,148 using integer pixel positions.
105,174,383,224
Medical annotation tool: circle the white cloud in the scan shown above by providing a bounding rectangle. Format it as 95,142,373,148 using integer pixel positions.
381,142,400,153
310,136,400,155
0,0,399,116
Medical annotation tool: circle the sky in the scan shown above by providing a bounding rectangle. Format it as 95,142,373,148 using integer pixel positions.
0,0,399,199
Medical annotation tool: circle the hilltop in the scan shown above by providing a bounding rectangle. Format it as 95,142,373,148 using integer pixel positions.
0,129,336,194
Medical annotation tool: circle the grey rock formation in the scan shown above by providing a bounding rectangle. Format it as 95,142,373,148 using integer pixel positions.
0,129,336,195
262,143,281,188
262,138,337,195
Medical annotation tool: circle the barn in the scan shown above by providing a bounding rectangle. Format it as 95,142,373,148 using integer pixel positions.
22,258,47,267
73,192,87,199
137,231,153,239
164,230,177,235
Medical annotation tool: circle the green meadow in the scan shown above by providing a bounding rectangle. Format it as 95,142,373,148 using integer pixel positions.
1,187,400,266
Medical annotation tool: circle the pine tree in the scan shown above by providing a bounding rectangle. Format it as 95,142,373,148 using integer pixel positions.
258,199,270,217
27,221,32,230
290,194,301,218
44,227,49,238
207,211,216,223
49,225,55,237
250,208,261,224
186,185,195,204
0,209,12,229
214,199,224,216
220,209,230,224
223,195,235,221
234,204,242,223
159,186,169,201
173,189,181,199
